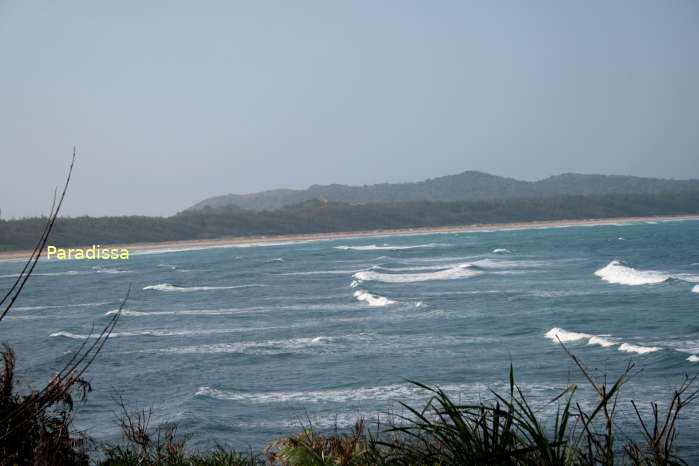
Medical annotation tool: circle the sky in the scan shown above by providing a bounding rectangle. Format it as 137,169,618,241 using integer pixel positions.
1,1,697,218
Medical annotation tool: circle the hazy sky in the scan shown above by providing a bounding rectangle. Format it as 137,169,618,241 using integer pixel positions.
1,1,697,218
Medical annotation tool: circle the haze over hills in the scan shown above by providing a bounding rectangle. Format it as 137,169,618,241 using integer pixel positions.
184,171,699,213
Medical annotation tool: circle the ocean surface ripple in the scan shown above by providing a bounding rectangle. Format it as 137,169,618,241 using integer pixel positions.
1,219,698,458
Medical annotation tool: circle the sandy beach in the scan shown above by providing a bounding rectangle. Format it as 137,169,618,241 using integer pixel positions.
1,214,697,261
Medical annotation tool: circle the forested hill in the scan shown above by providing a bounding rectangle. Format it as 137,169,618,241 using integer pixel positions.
184,172,699,213
2,191,699,252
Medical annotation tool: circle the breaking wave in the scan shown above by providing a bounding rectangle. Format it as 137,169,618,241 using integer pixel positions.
545,328,592,343
149,336,338,355
688,355,699,362
693,285,699,294
281,269,363,276
13,301,111,312
594,261,669,286
334,243,439,251
195,382,488,404
545,328,668,356
353,263,481,283
587,336,616,347
353,290,396,307
0,270,82,278
143,283,260,292
105,308,252,317
93,266,131,274
492,248,510,253
50,327,265,339
618,343,662,354
594,260,699,288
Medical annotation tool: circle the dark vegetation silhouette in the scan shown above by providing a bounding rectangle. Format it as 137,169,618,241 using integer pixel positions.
2,191,699,252
0,150,125,465
184,171,699,213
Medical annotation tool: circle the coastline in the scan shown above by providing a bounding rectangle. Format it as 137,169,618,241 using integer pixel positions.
1,214,697,261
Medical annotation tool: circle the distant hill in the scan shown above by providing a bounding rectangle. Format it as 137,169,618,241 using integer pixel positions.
182,171,699,213
4,191,699,252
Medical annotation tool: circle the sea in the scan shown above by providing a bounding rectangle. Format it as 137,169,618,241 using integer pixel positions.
1,219,698,459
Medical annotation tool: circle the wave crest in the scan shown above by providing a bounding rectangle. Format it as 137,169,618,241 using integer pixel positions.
545,327,668,356
195,382,487,404
618,343,662,354
143,283,259,292
544,328,591,342
353,263,481,284
334,243,439,251
353,290,396,307
594,261,669,286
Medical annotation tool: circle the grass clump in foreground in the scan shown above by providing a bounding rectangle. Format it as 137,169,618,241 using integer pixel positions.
262,359,698,465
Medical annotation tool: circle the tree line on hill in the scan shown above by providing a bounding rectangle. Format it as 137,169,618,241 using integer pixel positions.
1,190,699,252
184,171,699,212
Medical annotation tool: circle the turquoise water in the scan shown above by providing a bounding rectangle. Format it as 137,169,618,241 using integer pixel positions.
1,219,699,458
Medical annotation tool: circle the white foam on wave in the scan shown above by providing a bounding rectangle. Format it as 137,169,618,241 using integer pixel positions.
281,269,364,276
0,270,82,278
545,328,618,350
105,308,250,317
693,285,699,294
588,336,616,347
108,301,371,319
370,258,536,273
143,333,500,359
545,327,591,342
334,243,439,251
370,263,455,272
143,283,260,292
353,263,481,284
528,290,595,298
492,248,510,253
13,301,111,312
472,258,544,269
353,290,396,307
5,315,52,321
688,355,699,362
618,343,662,355
93,266,130,274
195,381,487,404
594,261,669,286
151,336,336,355
595,261,699,289
50,327,266,339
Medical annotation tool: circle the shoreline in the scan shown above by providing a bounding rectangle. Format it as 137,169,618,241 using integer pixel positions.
1,214,697,261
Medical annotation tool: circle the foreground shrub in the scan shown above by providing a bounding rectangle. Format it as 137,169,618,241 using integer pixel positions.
265,419,372,466
99,401,263,466
0,345,90,465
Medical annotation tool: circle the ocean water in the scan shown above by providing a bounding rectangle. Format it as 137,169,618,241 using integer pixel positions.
1,219,699,458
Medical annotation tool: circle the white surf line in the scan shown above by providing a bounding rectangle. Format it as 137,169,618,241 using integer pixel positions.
595,260,699,289
545,327,663,356
353,290,396,307
142,283,262,292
